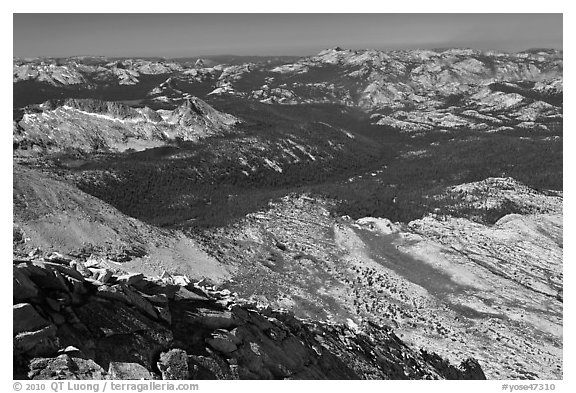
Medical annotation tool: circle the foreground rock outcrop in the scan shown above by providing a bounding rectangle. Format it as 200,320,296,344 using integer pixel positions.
13,251,485,380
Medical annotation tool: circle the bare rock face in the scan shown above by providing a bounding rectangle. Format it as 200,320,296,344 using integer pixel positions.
28,355,107,380
12,253,485,380
13,303,51,335
13,267,39,302
157,349,189,380
108,362,154,380
14,324,59,357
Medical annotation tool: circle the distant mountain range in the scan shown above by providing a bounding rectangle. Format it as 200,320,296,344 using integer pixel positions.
14,47,562,133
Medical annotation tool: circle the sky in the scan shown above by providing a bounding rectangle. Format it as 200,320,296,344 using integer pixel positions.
13,13,563,58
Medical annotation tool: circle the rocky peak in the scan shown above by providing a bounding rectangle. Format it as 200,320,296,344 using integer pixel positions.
166,97,239,129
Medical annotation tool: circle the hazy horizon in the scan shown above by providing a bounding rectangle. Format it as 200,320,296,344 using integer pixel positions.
14,14,563,58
